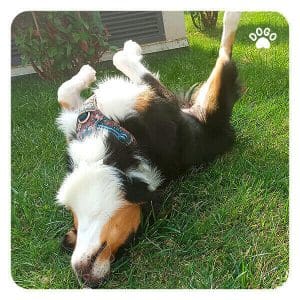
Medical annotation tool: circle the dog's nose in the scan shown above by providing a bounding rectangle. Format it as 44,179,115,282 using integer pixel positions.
80,273,107,289
72,245,110,288
82,273,91,282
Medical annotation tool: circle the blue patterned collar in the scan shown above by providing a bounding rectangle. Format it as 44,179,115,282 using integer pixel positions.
76,95,136,146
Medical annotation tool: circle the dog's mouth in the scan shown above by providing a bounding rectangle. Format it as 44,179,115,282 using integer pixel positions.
74,241,111,286
80,272,109,289
71,202,141,287
82,274,110,289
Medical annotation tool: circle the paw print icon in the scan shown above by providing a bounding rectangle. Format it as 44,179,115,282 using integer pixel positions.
249,27,277,49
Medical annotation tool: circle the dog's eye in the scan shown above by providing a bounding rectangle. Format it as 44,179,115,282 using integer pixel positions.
78,111,90,124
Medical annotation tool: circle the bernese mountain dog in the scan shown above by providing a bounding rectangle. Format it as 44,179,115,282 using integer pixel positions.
55,12,241,288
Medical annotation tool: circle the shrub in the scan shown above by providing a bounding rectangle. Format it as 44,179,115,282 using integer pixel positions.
12,12,117,80
190,11,219,31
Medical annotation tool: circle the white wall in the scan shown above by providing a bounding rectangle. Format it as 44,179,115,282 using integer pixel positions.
162,11,187,41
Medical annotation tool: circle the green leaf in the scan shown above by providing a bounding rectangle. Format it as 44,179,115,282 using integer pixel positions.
48,47,57,58
109,45,119,53
91,12,104,32
72,32,81,42
12,11,114,79
87,47,95,56
78,16,89,31
66,44,72,56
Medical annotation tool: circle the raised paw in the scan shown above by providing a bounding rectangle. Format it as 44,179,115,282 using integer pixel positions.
123,40,142,58
113,40,142,71
77,64,97,88
112,50,129,73
58,64,97,109
113,40,148,83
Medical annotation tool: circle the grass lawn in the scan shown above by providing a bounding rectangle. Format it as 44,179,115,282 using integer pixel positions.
11,12,289,289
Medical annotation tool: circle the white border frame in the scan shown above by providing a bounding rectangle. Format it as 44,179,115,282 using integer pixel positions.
2,1,299,299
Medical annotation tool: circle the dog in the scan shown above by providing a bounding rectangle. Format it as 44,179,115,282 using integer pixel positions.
55,12,241,288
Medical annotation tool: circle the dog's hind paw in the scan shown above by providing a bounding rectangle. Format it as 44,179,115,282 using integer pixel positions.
113,41,142,74
113,40,148,83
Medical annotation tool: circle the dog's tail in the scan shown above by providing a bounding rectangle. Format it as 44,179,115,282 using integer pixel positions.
189,12,242,130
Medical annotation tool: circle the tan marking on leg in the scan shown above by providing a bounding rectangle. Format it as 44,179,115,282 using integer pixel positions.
134,89,156,112
190,56,227,120
185,12,240,122
98,201,141,261
204,59,224,114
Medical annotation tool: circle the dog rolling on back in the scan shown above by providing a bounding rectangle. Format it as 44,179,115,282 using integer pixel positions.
55,12,241,288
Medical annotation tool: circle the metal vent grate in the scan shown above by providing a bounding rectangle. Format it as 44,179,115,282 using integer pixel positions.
100,11,165,47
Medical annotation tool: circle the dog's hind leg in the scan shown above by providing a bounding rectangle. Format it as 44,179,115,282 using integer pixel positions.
188,12,241,128
57,65,96,110
113,40,146,84
219,12,241,60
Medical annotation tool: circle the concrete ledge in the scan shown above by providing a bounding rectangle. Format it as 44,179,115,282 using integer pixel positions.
11,65,37,77
11,38,189,77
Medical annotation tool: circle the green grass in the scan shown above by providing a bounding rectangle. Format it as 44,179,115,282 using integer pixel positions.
11,12,289,289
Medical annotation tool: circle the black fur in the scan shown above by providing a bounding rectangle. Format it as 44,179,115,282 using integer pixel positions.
66,153,74,173
103,134,140,172
64,60,240,237
121,61,240,180
120,173,163,216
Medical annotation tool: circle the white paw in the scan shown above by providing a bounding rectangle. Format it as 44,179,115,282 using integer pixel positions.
113,50,140,74
113,40,142,71
113,40,147,83
78,64,97,87
123,40,142,57
112,50,129,72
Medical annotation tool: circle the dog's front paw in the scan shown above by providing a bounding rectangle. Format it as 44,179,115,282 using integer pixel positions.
78,64,97,87
113,50,128,72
